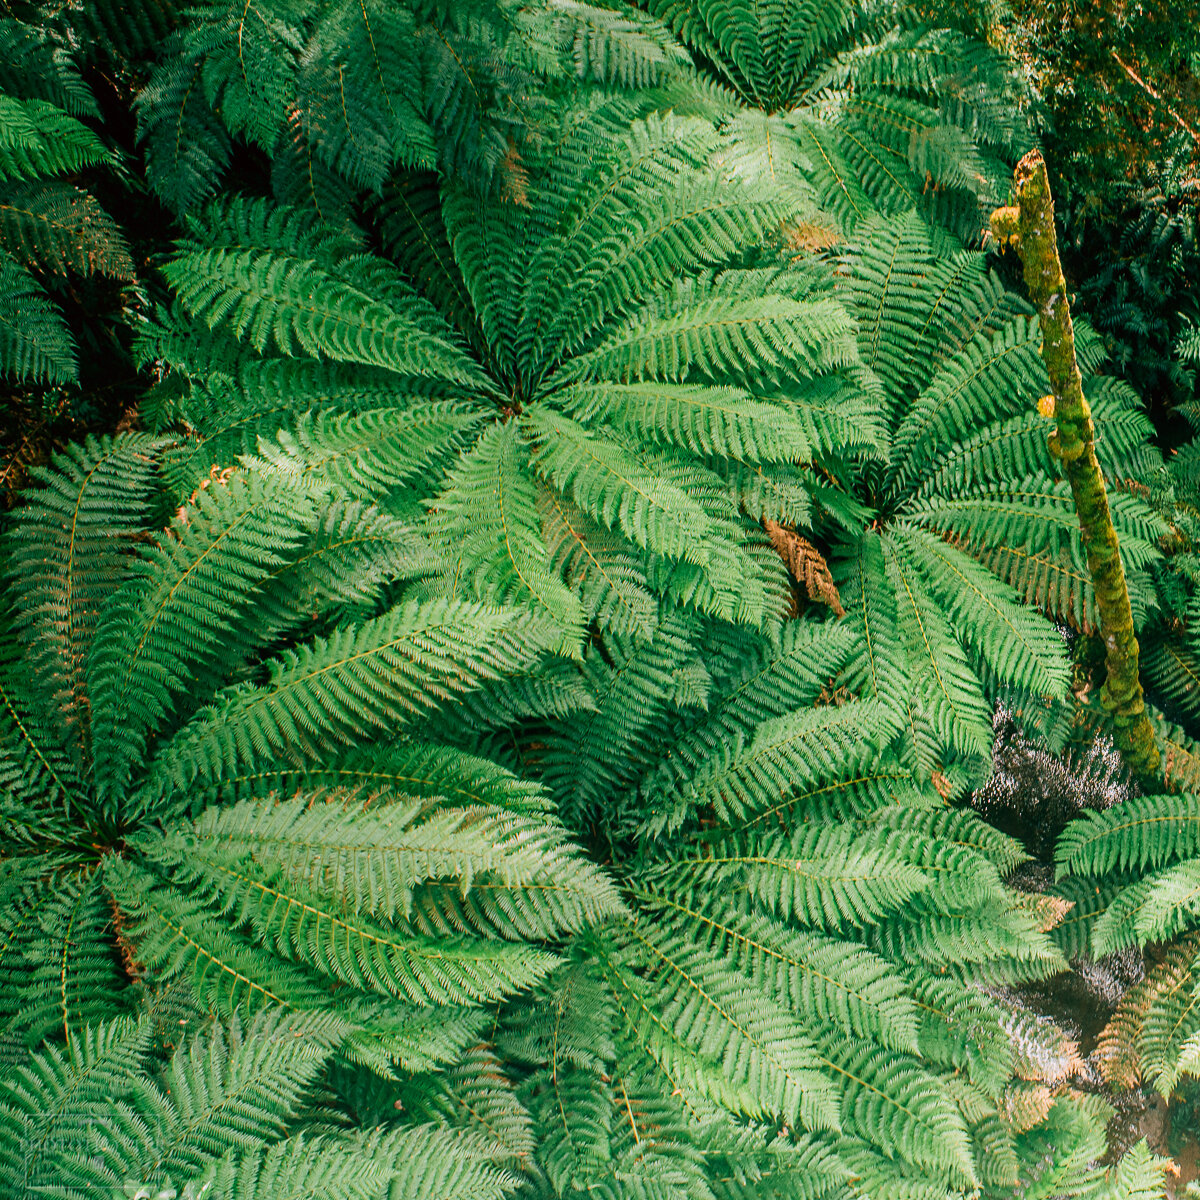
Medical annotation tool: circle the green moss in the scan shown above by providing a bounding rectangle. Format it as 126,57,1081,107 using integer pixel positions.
994,150,1160,778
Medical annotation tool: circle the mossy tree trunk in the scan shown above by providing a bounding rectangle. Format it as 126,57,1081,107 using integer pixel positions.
991,149,1160,778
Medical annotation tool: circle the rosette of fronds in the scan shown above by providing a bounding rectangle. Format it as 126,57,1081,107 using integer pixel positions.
401,606,1162,1198
0,435,620,1072
824,209,1166,773
141,99,876,652
632,0,1033,241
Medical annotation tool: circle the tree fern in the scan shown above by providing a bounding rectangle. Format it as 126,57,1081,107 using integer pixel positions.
152,102,870,647
0,442,617,1070
818,209,1171,770
638,0,1032,241
412,607,1085,1193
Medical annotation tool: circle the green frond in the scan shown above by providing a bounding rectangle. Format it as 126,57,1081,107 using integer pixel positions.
562,292,857,389
374,172,480,343
249,500,437,638
834,530,913,739
199,740,549,814
127,844,562,1007
431,421,586,651
5,433,165,763
69,1008,342,1192
639,622,858,834
638,886,921,1053
350,1124,514,1200
595,919,842,1133
539,614,699,817
527,1,690,89
141,598,557,795
0,96,111,182
789,113,880,232
1056,794,1200,879
889,315,1047,493
175,1136,387,1200
0,249,76,383
0,18,98,117
895,524,1071,699
823,1041,977,1188
1143,633,1200,721
157,791,623,939
0,181,134,279
554,381,813,464
881,531,993,762
89,470,316,801
870,904,1066,984
0,1015,151,1196
14,867,128,1047
539,487,657,640
251,403,484,498
658,826,929,930
904,973,1012,1099
397,1043,534,1163
164,198,488,387
291,2,435,192
138,48,233,214
846,208,935,412
524,408,714,565
681,699,890,823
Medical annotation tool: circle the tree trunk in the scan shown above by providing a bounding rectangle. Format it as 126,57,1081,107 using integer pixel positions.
990,149,1160,778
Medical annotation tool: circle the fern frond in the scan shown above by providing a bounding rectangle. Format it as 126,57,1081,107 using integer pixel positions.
1056,794,1200,879
73,1008,342,1190
895,524,1070,699
680,700,890,823
142,599,556,795
0,249,76,383
5,433,165,763
539,487,657,640
639,885,920,1053
0,96,110,182
657,826,929,930
254,404,484,498
0,181,134,279
89,470,316,801
595,920,842,1132
562,293,857,389
431,421,585,651
554,380,813,464
164,199,488,387
0,1015,150,1195
524,408,714,565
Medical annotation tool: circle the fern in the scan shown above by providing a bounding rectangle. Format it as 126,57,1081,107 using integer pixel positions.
158,105,870,642
643,0,1032,241
0,443,617,1078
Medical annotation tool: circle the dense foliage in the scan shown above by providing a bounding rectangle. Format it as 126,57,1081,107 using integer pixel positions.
2,1,1200,1198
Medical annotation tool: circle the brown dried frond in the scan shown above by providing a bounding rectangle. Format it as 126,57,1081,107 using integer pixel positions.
1025,892,1075,933
781,219,842,256
1006,1010,1085,1085
1001,1083,1055,1133
499,140,530,208
1163,732,1200,793
110,893,143,983
1097,985,1151,1088
763,520,845,616
1098,937,1200,1088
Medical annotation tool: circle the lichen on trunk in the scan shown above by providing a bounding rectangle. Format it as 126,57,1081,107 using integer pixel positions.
990,149,1160,779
